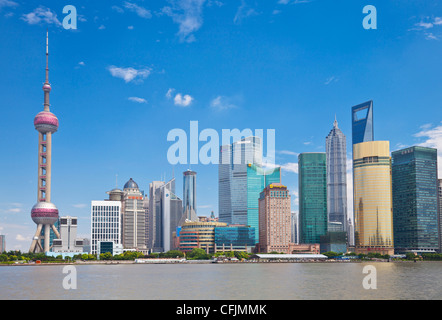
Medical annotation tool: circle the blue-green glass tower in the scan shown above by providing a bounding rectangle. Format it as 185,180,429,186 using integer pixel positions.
298,153,328,244
392,146,439,253
247,164,281,244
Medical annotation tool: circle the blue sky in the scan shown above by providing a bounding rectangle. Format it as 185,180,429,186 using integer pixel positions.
1,0,441,251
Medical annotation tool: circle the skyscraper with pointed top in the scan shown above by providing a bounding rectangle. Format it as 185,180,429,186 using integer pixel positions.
29,31,61,253
326,116,348,232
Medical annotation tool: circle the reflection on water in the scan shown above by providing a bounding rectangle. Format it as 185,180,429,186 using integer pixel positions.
0,262,440,300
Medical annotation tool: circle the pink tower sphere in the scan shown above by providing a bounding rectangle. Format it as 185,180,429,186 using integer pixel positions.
34,111,59,133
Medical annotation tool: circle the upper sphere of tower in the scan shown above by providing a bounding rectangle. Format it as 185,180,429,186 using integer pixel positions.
34,111,59,133
43,83,51,92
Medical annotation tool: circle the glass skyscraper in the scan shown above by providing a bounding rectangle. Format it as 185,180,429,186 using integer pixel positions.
353,141,394,255
183,170,198,222
392,146,439,253
247,164,281,243
352,100,374,145
219,136,262,225
219,136,280,244
298,153,328,244
326,116,348,232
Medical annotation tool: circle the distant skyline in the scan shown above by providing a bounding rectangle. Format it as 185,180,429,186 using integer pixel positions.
1,0,442,251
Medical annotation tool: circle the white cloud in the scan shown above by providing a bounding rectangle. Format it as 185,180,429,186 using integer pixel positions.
166,88,193,107
234,0,258,25
324,76,338,85
123,2,152,19
277,150,299,156
278,0,312,4
15,234,29,242
161,0,206,43
210,95,238,111
174,93,194,107
98,24,106,30
21,6,62,26
414,122,442,177
0,0,17,9
128,25,134,30
281,162,298,174
128,96,148,104
107,66,151,83
72,203,88,209
166,88,175,99
425,32,438,40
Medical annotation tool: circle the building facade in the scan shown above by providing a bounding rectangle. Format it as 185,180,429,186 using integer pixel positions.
352,100,374,145
219,136,263,226
214,225,255,253
298,153,328,244
149,178,184,252
326,116,348,232
353,141,394,255
179,221,228,253
258,183,292,253
183,170,198,222
52,216,84,255
0,235,5,253
439,179,442,253
90,200,122,255
392,146,439,253
122,178,146,250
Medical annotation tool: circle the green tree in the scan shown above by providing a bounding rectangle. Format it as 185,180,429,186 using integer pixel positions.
187,248,211,260
100,252,112,260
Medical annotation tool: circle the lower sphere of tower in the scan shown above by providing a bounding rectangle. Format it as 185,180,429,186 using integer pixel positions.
31,202,59,225
34,111,59,133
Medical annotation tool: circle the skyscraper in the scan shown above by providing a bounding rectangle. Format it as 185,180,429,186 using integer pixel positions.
29,32,61,253
392,146,439,253
352,100,374,145
148,178,184,252
258,183,292,253
183,170,198,222
438,179,442,253
353,141,394,255
247,164,281,243
219,136,263,226
298,153,328,244
122,178,146,250
326,116,348,232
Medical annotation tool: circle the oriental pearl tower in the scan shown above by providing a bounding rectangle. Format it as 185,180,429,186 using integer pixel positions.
29,31,61,253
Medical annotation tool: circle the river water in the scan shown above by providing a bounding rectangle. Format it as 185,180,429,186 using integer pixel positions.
0,262,440,300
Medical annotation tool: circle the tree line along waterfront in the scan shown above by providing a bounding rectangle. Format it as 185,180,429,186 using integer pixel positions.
2,249,442,264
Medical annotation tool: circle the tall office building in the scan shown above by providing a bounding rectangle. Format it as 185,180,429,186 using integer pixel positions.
392,146,439,253
182,170,198,222
352,100,374,145
219,136,263,225
148,178,184,252
0,235,5,253
353,141,394,255
438,179,442,253
291,211,298,244
122,178,146,250
326,117,348,232
247,164,281,243
298,153,328,244
90,200,122,255
258,183,292,253
29,32,62,253
218,136,280,244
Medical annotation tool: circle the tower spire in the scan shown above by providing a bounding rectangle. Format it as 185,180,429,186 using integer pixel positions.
43,29,51,112
333,114,338,128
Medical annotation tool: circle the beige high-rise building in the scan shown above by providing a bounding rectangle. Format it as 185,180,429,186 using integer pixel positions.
353,141,394,255
258,183,292,253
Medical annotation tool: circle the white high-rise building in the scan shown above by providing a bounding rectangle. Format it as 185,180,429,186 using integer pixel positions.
52,216,84,255
90,200,122,255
